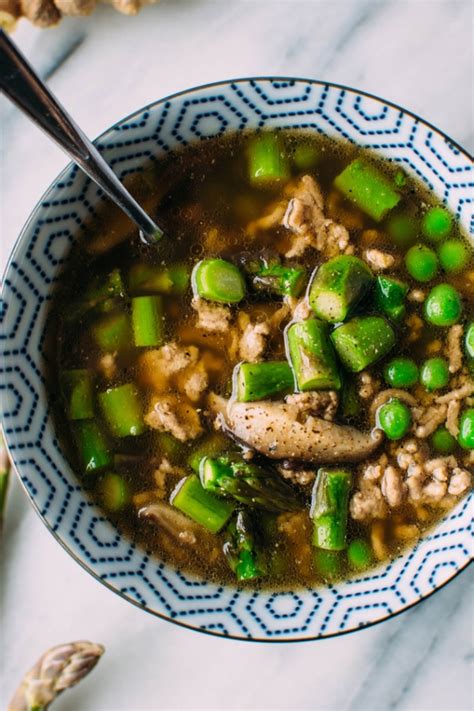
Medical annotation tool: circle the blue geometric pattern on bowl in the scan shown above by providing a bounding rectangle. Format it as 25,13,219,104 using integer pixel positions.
1,78,473,641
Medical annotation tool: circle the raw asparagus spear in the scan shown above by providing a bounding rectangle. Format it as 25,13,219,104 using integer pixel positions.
311,468,351,550
223,510,267,581
309,255,373,323
330,316,395,372
286,319,342,391
334,159,401,222
170,474,234,533
235,361,295,402
199,455,301,512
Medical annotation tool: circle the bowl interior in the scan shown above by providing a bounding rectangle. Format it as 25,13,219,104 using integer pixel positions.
1,78,472,641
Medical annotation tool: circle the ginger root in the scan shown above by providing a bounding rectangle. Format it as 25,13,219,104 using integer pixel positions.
0,0,157,28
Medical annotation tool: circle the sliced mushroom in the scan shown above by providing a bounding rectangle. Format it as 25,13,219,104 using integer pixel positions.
209,394,383,463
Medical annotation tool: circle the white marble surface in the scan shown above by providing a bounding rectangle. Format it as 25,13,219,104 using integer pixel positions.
1,1,473,709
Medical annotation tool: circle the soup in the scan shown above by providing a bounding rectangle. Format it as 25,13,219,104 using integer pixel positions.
48,131,473,587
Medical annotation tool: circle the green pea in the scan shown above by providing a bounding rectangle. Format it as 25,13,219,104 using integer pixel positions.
430,426,457,454
383,357,419,388
458,409,474,450
438,240,470,273
348,539,373,570
377,398,412,440
424,284,462,326
420,357,449,391
421,206,452,242
387,213,417,248
405,245,438,282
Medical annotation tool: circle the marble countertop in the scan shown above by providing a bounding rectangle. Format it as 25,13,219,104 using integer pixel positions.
1,1,473,709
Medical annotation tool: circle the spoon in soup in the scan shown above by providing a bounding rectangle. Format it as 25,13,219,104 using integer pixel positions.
0,30,164,245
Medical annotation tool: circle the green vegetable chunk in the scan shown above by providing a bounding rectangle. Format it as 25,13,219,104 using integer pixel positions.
341,377,360,418
131,295,164,347
383,357,419,388
92,311,131,351
438,240,470,273
309,255,373,323
235,361,295,402
171,475,234,533
155,432,181,462
223,511,266,581
248,132,290,185
74,420,112,473
333,159,401,222
405,245,438,282
98,384,145,437
61,369,94,420
377,398,412,440
99,472,129,512
293,143,320,170
465,322,474,359
187,433,229,472
129,263,189,295
192,258,245,303
422,206,452,242
386,213,417,248
420,357,449,391
200,455,300,512
424,284,462,326
246,258,306,297
314,549,342,579
348,539,373,570
311,468,351,551
330,316,395,373
430,426,457,454
375,275,409,321
458,409,474,450
287,319,342,391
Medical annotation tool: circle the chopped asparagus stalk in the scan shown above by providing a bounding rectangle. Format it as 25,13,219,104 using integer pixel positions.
99,472,130,512
248,132,290,186
287,319,342,391
334,159,401,222
200,455,301,512
314,549,342,579
170,474,234,533
61,369,95,420
192,258,246,303
74,420,112,473
66,269,125,323
129,263,189,295
331,316,395,372
244,255,306,297
375,275,408,321
98,384,145,437
91,311,131,351
235,361,295,402
292,142,320,170
155,432,182,462
465,321,474,374
187,432,230,472
348,539,373,570
309,255,373,323
341,376,360,418
223,511,267,581
131,295,164,347
311,468,351,551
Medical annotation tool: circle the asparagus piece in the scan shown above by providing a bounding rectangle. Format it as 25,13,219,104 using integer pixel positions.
309,255,373,323
155,432,182,463
331,316,396,372
74,420,112,473
98,384,145,438
61,369,94,420
170,474,234,533
314,549,342,580
91,311,131,351
0,435,11,531
66,269,125,322
8,641,104,711
375,275,408,321
223,510,267,581
311,468,351,551
340,376,360,418
199,455,301,512
465,321,474,374
334,159,401,222
99,472,130,512
244,254,306,297
287,319,342,391
248,132,290,185
129,263,189,295
187,432,230,472
192,258,246,303
235,361,295,402
131,295,164,347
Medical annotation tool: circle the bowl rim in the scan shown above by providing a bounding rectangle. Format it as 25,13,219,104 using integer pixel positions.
2,75,473,643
